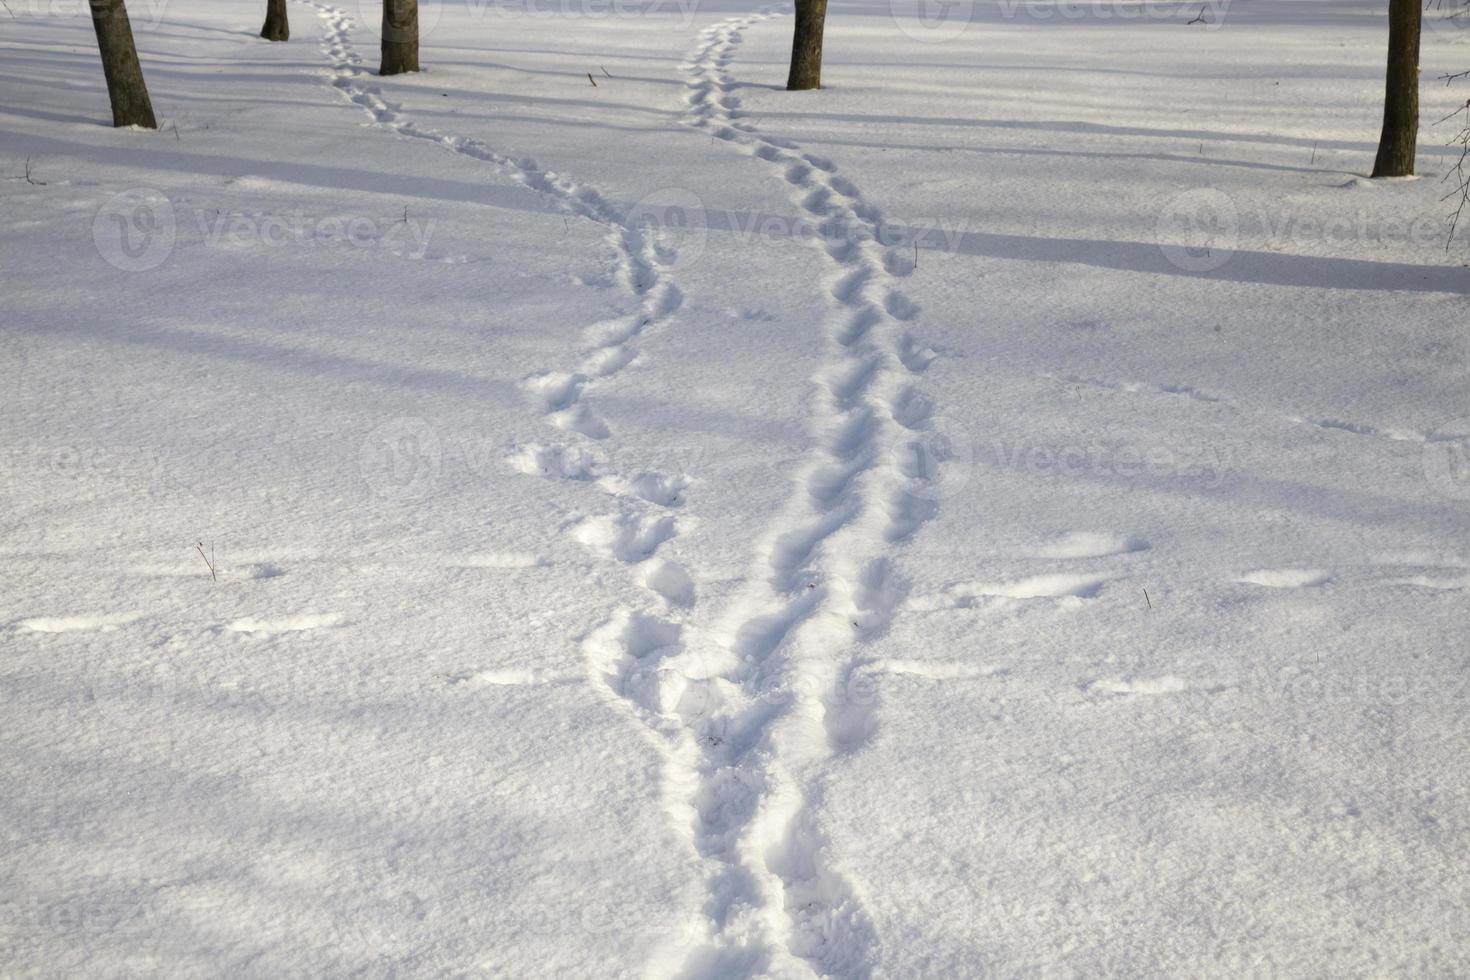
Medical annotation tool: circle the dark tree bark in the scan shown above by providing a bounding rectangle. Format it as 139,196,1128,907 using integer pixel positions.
260,0,289,42
381,0,420,76
786,0,827,91
89,0,157,128
1372,0,1420,177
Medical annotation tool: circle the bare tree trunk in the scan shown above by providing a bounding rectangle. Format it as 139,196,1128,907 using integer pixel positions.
786,0,827,91
89,0,157,128
1372,0,1420,177
381,0,420,76
260,0,289,42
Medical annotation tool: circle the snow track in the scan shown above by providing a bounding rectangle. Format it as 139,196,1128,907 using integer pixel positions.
300,1,683,446
580,11,954,976
301,7,977,976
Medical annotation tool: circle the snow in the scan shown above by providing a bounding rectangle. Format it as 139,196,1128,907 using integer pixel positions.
3,0,1470,975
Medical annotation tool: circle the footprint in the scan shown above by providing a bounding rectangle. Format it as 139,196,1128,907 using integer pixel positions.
884,291,920,322
890,386,934,430
524,371,585,413
958,573,1110,600
580,345,638,377
583,609,685,718
225,612,341,634
836,305,882,346
510,442,597,480
582,316,642,348
831,267,871,307
883,247,915,277
641,559,696,607
596,471,690,507
550,403,611,440
18,613,140,633
1237,569,1331,589
897,333,937,372
574,512,677,563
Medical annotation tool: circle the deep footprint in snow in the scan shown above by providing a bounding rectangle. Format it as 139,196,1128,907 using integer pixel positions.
597,471,691,508
574,512,677,563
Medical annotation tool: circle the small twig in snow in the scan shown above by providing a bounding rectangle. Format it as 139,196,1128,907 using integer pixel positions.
587,72,597,87
195,541,217,582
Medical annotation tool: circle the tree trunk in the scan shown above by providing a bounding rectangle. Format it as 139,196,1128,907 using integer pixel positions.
1372,0,1419,178
260,0,289,42
89,0,157,128
381,0,420,76
786,0,827,91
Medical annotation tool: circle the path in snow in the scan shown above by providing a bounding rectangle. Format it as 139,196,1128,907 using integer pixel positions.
576,10,954,976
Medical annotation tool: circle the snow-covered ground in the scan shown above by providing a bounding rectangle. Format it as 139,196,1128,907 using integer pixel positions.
4,0,1470,975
